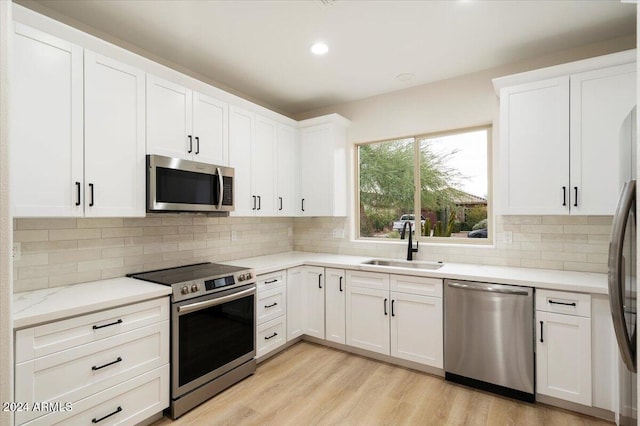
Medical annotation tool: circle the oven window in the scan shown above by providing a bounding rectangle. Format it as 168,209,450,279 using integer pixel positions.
157,167,215,205
178,294,254,387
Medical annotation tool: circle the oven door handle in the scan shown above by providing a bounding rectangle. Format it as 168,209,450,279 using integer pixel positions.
177,286,256,314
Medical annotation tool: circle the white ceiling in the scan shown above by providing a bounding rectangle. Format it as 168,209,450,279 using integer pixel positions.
21,0,636,116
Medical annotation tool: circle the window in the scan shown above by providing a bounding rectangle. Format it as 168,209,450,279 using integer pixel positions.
357,126,491,242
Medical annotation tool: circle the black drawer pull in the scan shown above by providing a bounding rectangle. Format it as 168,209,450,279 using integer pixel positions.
92,319,123,330
92,357,122,371
264,279,278,284
257,195,261,210
265,332,278,340
302,198,305,212
252,195,257,210
318,274,323,289
391,299,395,317
279,197,283,211
562,186,566,206
549,300,577,307
264,302,278,308
574,186,578,207
92,406,122,423
339,276,343,292
195,136,200,155
384,298,388,315
187,135,193,153
75,181,81,206
89,183,95,207
540,321,544,343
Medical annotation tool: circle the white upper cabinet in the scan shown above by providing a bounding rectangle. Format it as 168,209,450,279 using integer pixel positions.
229,106,256,216
499,77,570,215
252,115,277,214
147,74,228,165
12,25,145,217
299,114,349,216
276,124,298,216
569,63,636,215
496,51,636,215
12,24,84,217
84,51,146,217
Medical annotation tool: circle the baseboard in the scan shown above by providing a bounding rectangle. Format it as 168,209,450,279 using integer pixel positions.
536,394,615,422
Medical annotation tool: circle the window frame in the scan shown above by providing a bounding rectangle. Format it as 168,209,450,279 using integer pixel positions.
355,124,493,245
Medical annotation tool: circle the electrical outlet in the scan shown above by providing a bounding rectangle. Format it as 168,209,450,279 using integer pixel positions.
332,228,345,238
503,231,513,244
231,230,238,241
12,242,21,261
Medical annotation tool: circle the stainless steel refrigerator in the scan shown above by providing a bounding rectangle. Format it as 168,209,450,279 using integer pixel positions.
609,107,637,426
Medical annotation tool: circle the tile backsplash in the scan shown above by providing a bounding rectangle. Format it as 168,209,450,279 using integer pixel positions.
13,216,294,293
13,214,611,293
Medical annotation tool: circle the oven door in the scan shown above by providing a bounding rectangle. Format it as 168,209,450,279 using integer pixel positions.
172,284,256,398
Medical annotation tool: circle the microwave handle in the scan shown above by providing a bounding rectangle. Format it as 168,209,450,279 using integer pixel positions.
216,167,224,210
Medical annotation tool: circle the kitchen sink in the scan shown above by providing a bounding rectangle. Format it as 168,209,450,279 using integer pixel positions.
362,259,444,270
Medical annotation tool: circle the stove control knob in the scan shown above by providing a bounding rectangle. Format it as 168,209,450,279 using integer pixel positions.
191,284,199,293
246,272,252,280
180,286,189,295
238,274,245,282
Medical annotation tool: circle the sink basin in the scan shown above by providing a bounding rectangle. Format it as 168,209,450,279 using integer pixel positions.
362,259,444,270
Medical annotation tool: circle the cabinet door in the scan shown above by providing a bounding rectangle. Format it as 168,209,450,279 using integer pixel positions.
390,292,442,368
302,266,325,339
300,124,333,216
229,106,255,216
12,24,83,217
146,74,192,160
276,124,298,216
570,63,636,215
536,310,592,405
325,268,346,344
500,77,570,215
252,115,277,215
286,267,304,341
192,91,228,166
346,286,390,355
84,51,145,217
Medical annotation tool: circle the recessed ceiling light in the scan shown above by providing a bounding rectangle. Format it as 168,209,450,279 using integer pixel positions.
396,73,415,82
311,42,329,56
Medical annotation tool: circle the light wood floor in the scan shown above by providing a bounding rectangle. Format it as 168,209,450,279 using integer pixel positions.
153,342,612,426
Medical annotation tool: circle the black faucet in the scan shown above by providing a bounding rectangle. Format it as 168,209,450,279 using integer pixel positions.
400,221,419,261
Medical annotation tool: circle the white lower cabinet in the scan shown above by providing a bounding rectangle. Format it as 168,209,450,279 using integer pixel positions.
256,271,287,359
325,268,346,344
536,289,592,406
286,267,304,341
14,297,170,425
345,271,443,368
302,266,325,339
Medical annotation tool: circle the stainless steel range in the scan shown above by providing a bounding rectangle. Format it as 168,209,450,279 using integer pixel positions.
129,262,257,419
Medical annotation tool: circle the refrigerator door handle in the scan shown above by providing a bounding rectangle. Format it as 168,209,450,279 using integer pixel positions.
608,179,636,373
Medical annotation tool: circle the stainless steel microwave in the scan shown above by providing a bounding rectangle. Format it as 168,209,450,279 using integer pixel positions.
147,154,234,213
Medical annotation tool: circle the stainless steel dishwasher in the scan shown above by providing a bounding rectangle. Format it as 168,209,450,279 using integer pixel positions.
444,279,535,402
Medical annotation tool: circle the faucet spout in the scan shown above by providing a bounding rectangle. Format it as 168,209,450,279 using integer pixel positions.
400,221,419,261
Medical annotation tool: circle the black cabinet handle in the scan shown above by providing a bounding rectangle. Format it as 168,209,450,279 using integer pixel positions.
252,195,257,210
89,183,94,207
264,302,278,308
574,186,578,207
92,319,122,330
265,279,278,284
384,298,388,315
339,276,343,292
195,136,200,155
562,186,566,206
391,300,395,317
302,198,305,212
257,195,261,210
549,300,577,307
92,406,122,424
540,321,544,343
187,135,193,153
318,274,322,289
92,357,123,371
279,197,283,211
265,332,278,340
75,182,81,206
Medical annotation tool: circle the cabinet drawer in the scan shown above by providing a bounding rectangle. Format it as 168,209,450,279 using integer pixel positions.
15,297,169,363
346,270,389,291
257,316,287,358
390,275,442,298
22,365,169,426
257,270,286,292
536,289,591,317
15,322,168,424
257,286,286,325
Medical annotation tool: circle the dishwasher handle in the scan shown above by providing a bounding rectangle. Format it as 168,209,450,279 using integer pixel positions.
447,281,530,296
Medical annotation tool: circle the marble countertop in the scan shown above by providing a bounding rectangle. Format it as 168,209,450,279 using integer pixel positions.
226,251,608,295
13,277,172,329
